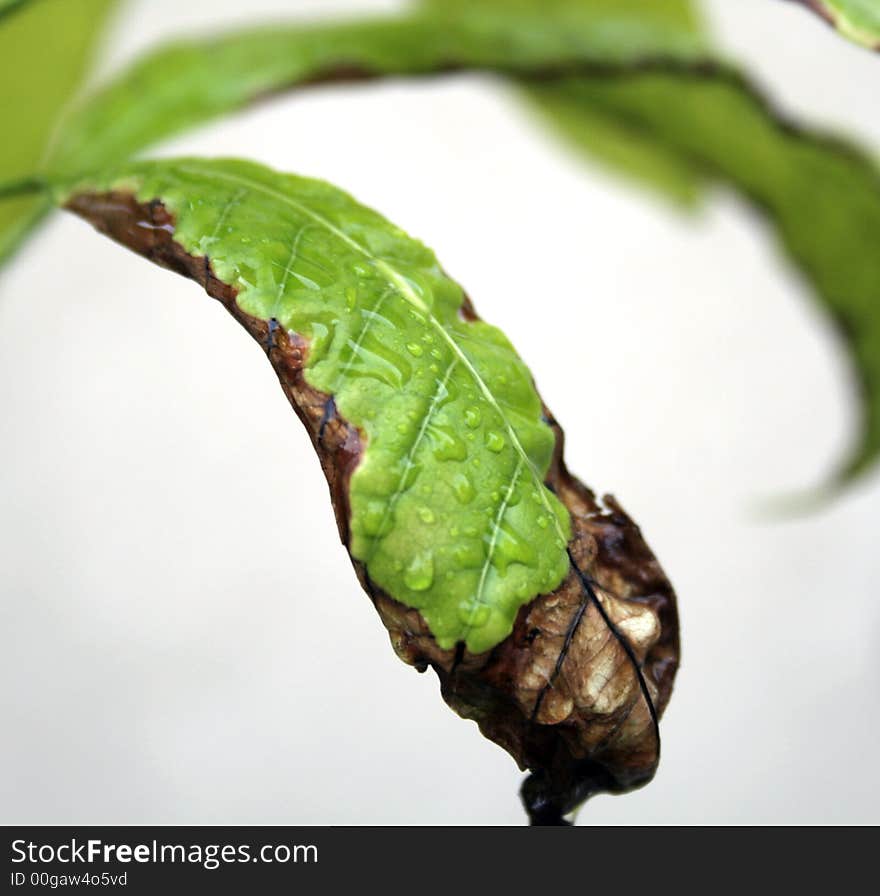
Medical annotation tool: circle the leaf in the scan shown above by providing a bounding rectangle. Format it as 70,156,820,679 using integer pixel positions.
59,157,679,822
45,5,705,177
529,66,880,485
787,0,880,50
6,3,880,485
524,82,705,205
0,0,117,264
417,0,707,205
0,0,34,20
61,157,572,652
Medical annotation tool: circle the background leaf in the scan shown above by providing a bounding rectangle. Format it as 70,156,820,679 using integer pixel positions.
46,5,705,177
530,68,880,484
4,1,879,488
787,0,880,50
0,0,117,263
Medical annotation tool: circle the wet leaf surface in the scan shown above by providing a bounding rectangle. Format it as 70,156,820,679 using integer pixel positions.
60,157,679,823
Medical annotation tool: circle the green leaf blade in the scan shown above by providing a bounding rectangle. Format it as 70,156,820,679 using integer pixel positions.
0,0,117,266
61,158,571,653
47,7,706,178
532,67,880,487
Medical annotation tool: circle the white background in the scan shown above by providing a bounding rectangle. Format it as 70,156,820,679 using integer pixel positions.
1,0,878,824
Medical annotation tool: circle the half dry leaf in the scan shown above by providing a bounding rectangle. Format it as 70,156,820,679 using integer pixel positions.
59,157,679,824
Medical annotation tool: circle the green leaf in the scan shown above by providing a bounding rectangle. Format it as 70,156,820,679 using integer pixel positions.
0,0,117,264
58,155,680,820
530,67,880,484
0,0,35,20
523,82,705,205
7,1,880,486
788,0,880,50
46,7,705,177
418,0,707,205
57,157,572,654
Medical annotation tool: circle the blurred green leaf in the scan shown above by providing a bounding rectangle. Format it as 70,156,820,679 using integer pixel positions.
0,0,33,20
0,0,117,264
4,0,879,488
531,68,880,484
46,6,705,177
421,0,708,204
788,0,880,50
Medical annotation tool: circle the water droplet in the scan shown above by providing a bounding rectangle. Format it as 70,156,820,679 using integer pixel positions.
452,473,475,504
486,431,505,453
406,342,424,357
453,541,484,567
464,407,481,429
418,506,435,524
404,551,434,591
432,427,467,462
361,500,389,537
493,522,538,574
458,601,490,627
537,515,549,529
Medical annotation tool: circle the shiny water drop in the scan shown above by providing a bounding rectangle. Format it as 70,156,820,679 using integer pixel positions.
406,342,424,357
418,506,435,524
486,431,505,453
361,500,389,537
493,523,538,574
432,427,468,462
404,551,434,591
458,602,490,627
464,407,482,429
452,472,476,504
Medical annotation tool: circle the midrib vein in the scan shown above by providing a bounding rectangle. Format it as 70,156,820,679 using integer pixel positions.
175,163,567,543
